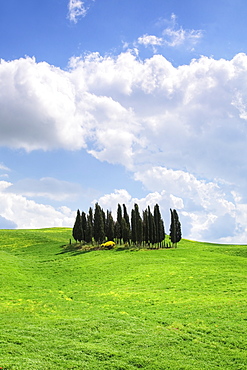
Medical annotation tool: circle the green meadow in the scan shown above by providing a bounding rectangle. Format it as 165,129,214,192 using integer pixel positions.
0,228,246,369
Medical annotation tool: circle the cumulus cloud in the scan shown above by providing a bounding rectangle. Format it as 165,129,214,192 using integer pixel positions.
95,178,247,244
2,51,247,240
94,165,247,243
134,167,238,242
0,181,75,229
95,189,132,215
67,51,247,187
0,57,88,151
96,189,166,220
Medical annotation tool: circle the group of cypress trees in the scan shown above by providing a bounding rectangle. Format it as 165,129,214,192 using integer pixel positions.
73,203,182,248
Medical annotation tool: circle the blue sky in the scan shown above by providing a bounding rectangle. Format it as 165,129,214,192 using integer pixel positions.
1,0,247,242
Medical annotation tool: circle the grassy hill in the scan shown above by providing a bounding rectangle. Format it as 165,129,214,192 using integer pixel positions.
0,228,246,369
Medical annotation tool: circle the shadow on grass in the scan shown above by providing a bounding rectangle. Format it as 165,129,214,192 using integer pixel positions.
59,243,140,255
58,242,175,256
58,243,97,256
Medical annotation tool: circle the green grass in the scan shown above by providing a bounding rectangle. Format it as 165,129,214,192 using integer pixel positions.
0,229,247,369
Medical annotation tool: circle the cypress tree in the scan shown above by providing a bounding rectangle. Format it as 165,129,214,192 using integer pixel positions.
102,208,106,235
72,209,83,243
123,204,130,228
123,204,130,243
85,214,93,244
131,203,142,244
94,203,105,244
114,220,121,244
117,204,123,241
169,209,182,247
137,216,143,246
132,203,142,246
154,204,165,247
131,207,137,244
159,219,165,247
122,218,130,244
170,208,175,246
88,207,94,238
105,210,115,241
151,214,156,246
147,206,156,246
81,211,87,242
154,204,161,243
143,209,149,246
174,209,182,243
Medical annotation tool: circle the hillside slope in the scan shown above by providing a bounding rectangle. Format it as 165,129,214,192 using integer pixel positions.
0,229,246,369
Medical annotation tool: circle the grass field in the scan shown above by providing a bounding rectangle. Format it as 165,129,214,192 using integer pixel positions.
0,228,247,369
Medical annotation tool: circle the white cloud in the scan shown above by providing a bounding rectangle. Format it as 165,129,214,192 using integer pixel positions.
68,0,87,23
1,52,246,174
6,177,83,201
162,14,203,47
0,57,87,151
0,163,10,178
138,35,163,46
0,163,10,171
2,52,247,240
0,181,75,229
95,164,247,243
137,35,164,53
95,176,247,243
95,189,132,215
137,13,203,50
163,27,202,47
133,167,238,242
96,189,166,220
134,167,226,211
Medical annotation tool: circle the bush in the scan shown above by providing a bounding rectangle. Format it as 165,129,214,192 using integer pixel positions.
100,241,116,249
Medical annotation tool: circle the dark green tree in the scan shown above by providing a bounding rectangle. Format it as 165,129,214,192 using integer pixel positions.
154,204,165,247
117,204,123,241
94,203,105,244
123,204,130,228
88,207,94,238
169,209,182,247
131,203,142,246
81,211,87,242
102,208,106,235
122,218,130,244
72,209,83,243
137,216,143,246
105,210,115,241
159,219,165,247
85,214,93,244
147,206,156,246
131,206,137,244
123,204,130,243
143,209,149,246
114,220,121,244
